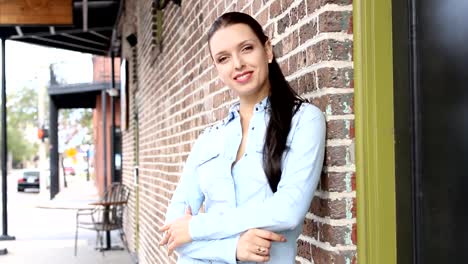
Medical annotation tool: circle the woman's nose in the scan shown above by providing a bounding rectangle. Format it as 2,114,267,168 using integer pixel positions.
233,55,245,70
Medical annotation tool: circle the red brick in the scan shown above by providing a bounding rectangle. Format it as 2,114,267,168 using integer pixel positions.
290,1,306,25
282,30,299,54
323,0,353,5
311,93,354,115
265,24,275,39
302,217,319,238
238,0,248,8
320,172,355,192
256,7,269,26
299,19,318,44
319,222,354,246
326,119,354,139
307,39,353,64
325,145,351,166
289,78,300,94
296,238,313,259
310,197,355,219
311,246,356,264
281,0,295,12
308,0,353,15
252,0,263,12
272,41,284,57
279,60,289,75
277,14,290,34
307,0,321,14
269,0,282,19
296,71,316,94
317,67,354,88
319,11,352,33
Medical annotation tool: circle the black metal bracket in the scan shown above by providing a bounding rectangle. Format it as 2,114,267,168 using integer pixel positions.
154,0,182,10
151,0,182,57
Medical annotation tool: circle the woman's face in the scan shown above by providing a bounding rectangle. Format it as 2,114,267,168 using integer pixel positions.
209,23,273,99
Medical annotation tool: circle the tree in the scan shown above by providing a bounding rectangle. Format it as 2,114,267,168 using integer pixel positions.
6,86,39,167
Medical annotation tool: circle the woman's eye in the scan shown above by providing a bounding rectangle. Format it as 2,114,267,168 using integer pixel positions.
242,45,253,52
217,56,227,63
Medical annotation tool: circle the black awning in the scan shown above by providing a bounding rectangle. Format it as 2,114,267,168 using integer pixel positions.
49,81,120,109
0,0,122,56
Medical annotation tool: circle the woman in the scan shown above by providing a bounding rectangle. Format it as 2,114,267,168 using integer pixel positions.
160,12,325,263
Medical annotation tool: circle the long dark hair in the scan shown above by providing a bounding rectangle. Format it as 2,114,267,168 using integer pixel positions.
207,12,304,192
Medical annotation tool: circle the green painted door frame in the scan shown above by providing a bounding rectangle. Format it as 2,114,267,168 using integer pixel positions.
354,0,397,263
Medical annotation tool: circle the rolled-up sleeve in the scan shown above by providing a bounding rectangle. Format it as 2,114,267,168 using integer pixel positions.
164,131,239,263
175,235,240,263
164,132,205,224
189,105,326,240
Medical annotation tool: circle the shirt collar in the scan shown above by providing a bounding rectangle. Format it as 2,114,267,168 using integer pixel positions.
225,96,270,124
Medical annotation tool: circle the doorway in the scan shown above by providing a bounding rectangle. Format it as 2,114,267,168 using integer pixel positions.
393,0,468,263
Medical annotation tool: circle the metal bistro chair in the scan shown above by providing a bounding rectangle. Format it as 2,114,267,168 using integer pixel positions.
74,183,130,256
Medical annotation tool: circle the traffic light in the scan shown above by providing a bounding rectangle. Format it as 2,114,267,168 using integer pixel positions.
37,126,48,142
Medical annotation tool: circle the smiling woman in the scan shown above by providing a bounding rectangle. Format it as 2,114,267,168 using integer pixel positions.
160,12,326,264
209,23,272,100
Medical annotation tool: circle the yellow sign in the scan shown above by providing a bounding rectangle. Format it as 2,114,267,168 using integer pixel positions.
65,148,77,157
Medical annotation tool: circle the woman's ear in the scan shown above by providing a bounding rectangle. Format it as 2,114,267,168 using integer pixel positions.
265,40,273,63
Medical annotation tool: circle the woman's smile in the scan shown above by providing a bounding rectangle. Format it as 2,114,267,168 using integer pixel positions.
233,71,254,84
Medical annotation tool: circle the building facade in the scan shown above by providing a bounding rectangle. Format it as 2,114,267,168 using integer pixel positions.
4,0,466,263
92,56,122,196
118,0,356,263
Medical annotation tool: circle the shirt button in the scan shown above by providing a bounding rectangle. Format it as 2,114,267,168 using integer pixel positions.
251,127,255,130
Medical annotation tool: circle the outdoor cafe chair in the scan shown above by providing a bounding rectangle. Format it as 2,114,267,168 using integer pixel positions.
74,183,130,256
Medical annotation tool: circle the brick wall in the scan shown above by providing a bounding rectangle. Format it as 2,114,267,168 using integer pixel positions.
92,56,121,82
119,0,139,255
119,0,355,263
91,56,122,196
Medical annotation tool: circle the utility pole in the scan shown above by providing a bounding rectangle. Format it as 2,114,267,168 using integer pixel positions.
38,83,48,199
0,37,15,256
110,52,116,183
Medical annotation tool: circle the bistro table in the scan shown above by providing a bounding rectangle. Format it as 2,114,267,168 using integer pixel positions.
88,200,127,251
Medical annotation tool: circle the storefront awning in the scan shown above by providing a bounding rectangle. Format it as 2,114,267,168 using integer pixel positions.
0,0,122,56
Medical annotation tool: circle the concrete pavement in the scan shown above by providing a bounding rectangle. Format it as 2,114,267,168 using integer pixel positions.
0,175,135,264
0,239,134,264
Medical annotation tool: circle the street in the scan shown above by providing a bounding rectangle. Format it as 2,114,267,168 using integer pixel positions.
0,170,133,264
1,170,93,240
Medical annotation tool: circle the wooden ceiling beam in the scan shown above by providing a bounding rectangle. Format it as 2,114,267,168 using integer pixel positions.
0,0,73,25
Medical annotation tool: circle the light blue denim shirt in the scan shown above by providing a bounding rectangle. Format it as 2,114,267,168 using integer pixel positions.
165,97,326,264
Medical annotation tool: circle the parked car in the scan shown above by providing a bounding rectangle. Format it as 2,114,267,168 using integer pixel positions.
64,166,75,176
17,169,40,192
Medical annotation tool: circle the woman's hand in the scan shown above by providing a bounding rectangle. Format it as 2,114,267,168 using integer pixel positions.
236,229,287,262
159,206,193,255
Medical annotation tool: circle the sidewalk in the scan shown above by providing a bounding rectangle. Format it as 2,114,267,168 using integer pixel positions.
36,176,100,210
0,240,134,264
0,175,135,264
